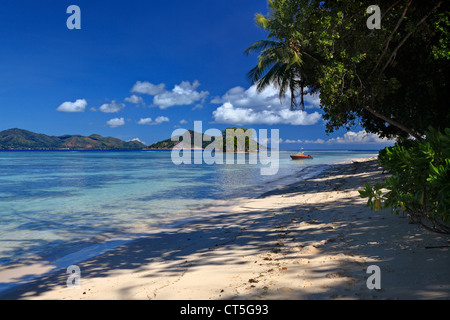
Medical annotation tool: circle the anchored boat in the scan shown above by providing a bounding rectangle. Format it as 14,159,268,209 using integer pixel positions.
290,152,313,160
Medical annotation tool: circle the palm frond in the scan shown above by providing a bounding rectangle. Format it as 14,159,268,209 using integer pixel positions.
244,40,282,56
255,62,285,93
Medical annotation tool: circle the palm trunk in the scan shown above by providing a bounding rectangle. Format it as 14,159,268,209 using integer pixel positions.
300,84,305,110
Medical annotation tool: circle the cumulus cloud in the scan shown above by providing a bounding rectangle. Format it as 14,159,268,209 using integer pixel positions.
192,104,204,110
154,116,170,124
325,130,396,144
137,118,153,125
281,138,303,144
152,80,209,109
56,99,87,113
106,117,125,128
211,84,322,126
124,94,144,105
131,81,166,95
303,138,326,144
137,116,170,125
99,101,125,113
130,80,209,109
212,84,321,110
280,130,396,145
213,102,322,126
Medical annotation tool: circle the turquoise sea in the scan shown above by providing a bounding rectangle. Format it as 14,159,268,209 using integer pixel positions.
0,150,378,269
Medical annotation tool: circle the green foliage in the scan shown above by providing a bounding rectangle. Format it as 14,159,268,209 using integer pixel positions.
315,0,450,140
148,130,218,150
147,128,262,152
359,127,450,233
222,127,259,152
248,0,450,140
245,0,322,110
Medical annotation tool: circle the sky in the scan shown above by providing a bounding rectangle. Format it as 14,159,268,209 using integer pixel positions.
0,0,395,150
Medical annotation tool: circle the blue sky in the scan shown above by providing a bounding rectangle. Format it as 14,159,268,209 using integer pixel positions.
0,0,395,150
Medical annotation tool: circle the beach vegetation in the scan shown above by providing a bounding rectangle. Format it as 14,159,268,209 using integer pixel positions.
247,0,449,141
248,0,449,233
359,127,450,234
245,0,321,111
151,127,263,152
222,127,259,152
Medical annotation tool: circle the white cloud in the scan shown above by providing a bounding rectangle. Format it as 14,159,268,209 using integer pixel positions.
212,84,321,110
137,116,170,125
326,130,396,144
152,80,209,109
303,138,326,144
129,80,209,109
211,84,322,126
124,94,144,105
282,138,304,143
280,130,396,145
137,118,153,125
99,101,125,113
57,99,87,113
106,117,125,128
213,102,322,126
179,119,188,124
154,116,169,124
192,104,204,110
131,81,166,95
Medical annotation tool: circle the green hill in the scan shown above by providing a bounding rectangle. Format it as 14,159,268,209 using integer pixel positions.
0,128,146,150
147,130,216,150
147,128,264,151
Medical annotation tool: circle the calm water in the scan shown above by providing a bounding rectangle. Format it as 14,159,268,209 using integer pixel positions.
0,150,377,268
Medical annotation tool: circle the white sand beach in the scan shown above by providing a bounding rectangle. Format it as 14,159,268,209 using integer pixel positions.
0,158,449,300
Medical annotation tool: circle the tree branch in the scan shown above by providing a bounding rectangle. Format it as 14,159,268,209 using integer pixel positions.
368,0,405,38
362,105,423,140
378,1,443,78
381,0,404,21
371,0,412,77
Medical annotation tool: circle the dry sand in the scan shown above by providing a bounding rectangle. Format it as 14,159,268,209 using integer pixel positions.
0,158,449,300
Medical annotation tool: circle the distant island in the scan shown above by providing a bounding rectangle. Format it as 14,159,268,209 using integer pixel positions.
0,127,264,151
146,130,216,150
0,128,147,150
146,128,264,152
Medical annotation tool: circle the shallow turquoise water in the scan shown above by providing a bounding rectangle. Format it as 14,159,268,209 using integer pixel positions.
0,150,377,267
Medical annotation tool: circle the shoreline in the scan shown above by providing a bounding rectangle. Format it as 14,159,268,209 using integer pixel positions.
1,157,448,300
0,159,333,296
0,156,336,273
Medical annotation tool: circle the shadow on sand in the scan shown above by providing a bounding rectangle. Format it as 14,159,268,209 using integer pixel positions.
1,160,449,300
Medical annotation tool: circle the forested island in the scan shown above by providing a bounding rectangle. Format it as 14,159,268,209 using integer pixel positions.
146,127,263,152
0,128,146,150
0,127,263,152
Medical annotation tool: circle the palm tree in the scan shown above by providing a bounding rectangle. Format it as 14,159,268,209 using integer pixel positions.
245,1,320,111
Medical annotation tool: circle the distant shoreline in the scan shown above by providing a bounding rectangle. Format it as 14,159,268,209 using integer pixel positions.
0,148,146,152
0,148,383,152
0,148,264,152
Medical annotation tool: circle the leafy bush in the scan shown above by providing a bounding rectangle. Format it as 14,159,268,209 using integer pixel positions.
359,127,450,234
